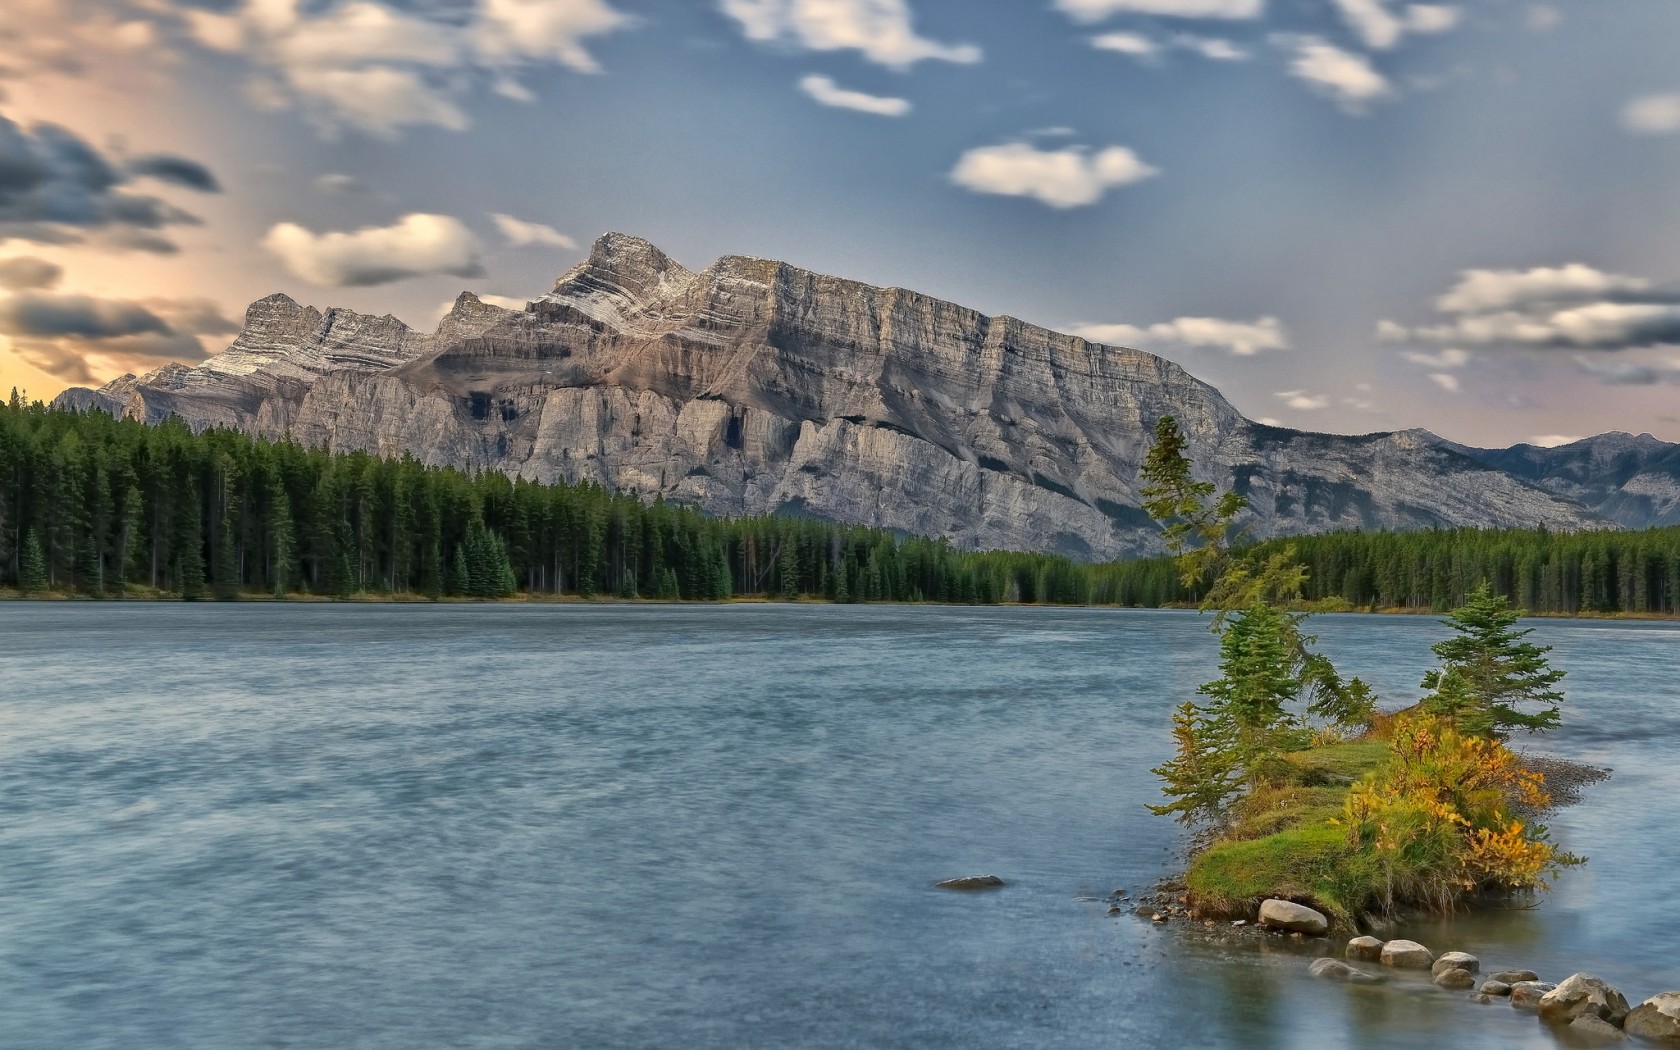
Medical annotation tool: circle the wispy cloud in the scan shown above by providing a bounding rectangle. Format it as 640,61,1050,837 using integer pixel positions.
492,213,578,249
1070,315,1285,355
1055,0,1263,22
1279,36,1391,113
798,74,911,116
262,213,486,286
1381,264,1680,350
185,0,634,137
720,0,979,68
1623,93,1680,136
1275,389,1329,410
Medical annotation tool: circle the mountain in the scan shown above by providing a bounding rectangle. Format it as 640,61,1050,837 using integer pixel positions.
51,233,1606,559
1444,432,1680,529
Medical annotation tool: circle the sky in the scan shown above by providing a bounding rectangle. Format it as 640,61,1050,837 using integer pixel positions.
1,0,1678,448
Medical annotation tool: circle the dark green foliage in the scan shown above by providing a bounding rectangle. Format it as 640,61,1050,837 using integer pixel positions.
0,401,1093,603
1092,525,1680,616
1138,415,1247,587
1420,582,1565,735
20,529,47,592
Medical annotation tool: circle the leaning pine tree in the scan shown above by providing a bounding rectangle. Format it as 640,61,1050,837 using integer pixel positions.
1141,416,1373,827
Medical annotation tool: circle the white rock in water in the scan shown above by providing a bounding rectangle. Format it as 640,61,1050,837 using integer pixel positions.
1258,899,1330,935
1624,991,1680,1042
1380,940,1434,969
1432,951,1479,977
1539,973,1631,1027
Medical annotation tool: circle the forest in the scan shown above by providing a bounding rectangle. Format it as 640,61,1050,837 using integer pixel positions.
5,395,1679,615
0,398,1087,603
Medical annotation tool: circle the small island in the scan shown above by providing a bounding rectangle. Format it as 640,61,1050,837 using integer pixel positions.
1131,416,1680,1042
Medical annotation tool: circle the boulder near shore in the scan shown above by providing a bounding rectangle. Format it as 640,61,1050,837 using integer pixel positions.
1258,899,1329,935
1624,991,1680,1041
933,875,1005,891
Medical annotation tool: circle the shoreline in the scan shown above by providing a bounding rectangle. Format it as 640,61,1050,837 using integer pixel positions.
5,590,1680,622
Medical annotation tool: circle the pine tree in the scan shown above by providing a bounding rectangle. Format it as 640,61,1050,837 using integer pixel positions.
176,482,206,601
779,536,800,600
20,529,48,592
1148,701,1241,825
1421,582,1564,735
269,487,295,598
450,542,471,597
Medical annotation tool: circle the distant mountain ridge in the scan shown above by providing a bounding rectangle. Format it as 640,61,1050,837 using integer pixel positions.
54,233,1610,558
1443,432,1680,529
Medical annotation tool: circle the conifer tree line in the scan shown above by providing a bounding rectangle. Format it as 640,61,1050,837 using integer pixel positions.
1088,525,1680,616
7,396,1680,613
0,398,1091,602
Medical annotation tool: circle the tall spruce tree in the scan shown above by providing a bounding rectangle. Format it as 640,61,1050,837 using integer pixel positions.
20,529,48,592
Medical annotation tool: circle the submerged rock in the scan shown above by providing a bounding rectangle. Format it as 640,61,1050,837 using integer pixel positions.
1490,969,1541,984
1432,951,1479,977
1539,973,1630,1027
934,874,1005,891
1310,957,1378,983
1380,940,1435,969
1480,980,1513,997
1259,899,1329,935
1434,967,1477,990
1568,1014,1628,1042
1623,991,1680,1041
1346,935,1383,961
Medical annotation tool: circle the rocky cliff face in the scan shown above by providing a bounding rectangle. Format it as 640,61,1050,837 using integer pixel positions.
53,233,1608,558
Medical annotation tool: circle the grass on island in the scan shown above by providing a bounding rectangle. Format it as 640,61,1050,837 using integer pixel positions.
1185,740,1390,924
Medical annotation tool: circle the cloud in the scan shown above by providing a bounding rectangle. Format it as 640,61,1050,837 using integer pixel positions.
1433,263,1652,314
1572,355,1680,386
1527,434,1582,448
1401,347,1468,368
0,112,214,250
798,74,911,116
314,173,368,194
491,212,578,248
127,154,222,192
950,141,1158,208
1281,36,1391,112
1382,264,1680,350
1329,0,1458,51
187,0,633,137
1069,315,1286,355
1427,371,1460,393
720,0,980,69
261,213,485,286
0,256,62,291
1525,5,1561,32
1055,0,1263,21
1092,31,1247,61
1275,389,1329,410
0,290,233,383
1622,94,1680,136
1091,32,1156,57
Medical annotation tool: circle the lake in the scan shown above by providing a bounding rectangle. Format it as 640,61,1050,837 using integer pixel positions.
2,604,1676,1049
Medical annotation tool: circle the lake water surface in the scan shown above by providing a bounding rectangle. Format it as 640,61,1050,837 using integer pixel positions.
2,604,1677,1049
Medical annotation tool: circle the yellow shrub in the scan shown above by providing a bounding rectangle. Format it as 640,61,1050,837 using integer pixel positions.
1340,714,1565,912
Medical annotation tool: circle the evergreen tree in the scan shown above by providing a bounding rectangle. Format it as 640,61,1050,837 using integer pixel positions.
1148,701,1242,825
175,483,206,601
1420,582,1564,735
269,487,295,598
20,529,48,592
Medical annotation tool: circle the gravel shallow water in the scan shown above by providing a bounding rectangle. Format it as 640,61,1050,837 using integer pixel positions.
1,604,1675,1049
